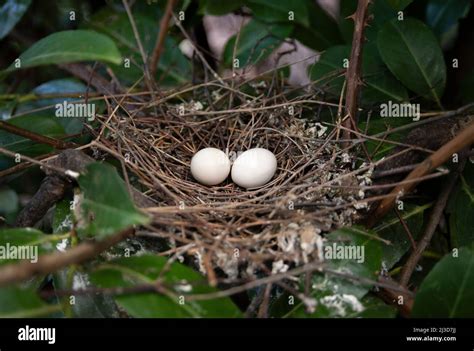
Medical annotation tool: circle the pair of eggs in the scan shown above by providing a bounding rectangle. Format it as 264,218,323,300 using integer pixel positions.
190,147,277,188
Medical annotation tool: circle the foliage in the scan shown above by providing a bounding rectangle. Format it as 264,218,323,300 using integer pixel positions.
0,0,472,319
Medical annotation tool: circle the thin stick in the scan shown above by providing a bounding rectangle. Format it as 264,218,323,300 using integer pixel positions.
0,120,76,150
399,155,466,287
150,0,177,78
0,147,79,179
122,0,155,92
0,228,134,287
368,121,474,226
342,0,371,144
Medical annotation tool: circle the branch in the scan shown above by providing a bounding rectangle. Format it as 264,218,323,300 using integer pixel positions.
0,228,134,287
367,120,474,226
150,0,177,78
58,63,122,95
0,120,76,150
342,0,372,144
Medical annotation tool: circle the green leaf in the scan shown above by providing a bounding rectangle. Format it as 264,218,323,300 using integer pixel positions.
0,285,60,318
350,295,397,318
309,45,408,105
285,227,382,317
17,79,91,134
309,45,348,97
88,8,190,85
374,204,431,270
377,18,446,106
245,0,310,27
0,114,65,156
386,0,413,9
339,0,357,43
53,270,120,318
77,163,149,239
200,0,244,15
0,114,65,170
0,0,31,40
412,247,474,317
447,163,474,249
5,30,122,72
0,228,63,265
426,0,471,49
223,20,292,67
0,187,18,214
52,199,74,234
89,255,242,317
291,0,342,51
340,0,413,43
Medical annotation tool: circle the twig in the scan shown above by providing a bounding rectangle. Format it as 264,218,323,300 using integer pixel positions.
0,228,134,287
0,120,76,150
398,154,467,287
0,147,79,178
257,283,272,318
58,63,121,95
122,0,155,92
342,0,372,144
394,208,417,250
368,120,474,226
150,0,177,78
376,276,414,317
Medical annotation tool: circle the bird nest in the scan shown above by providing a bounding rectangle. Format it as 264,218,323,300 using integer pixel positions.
93,80,372,284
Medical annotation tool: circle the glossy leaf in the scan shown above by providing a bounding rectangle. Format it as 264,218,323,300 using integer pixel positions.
309,45,408,105
77,163,150,240
0,228,63,265
0,285,60,318
0,188,18,214
5,30,122,71
374,204,431,269
412,247,474,317
292,0,342,51
88,9,190,85
53,270,120,318
89,255,242,318
0,115,65,170
0,0,31,40
245,0,310,27
340,0,413,43
15,79,91,134
377,18,446,106
223,20,292,67
284,227,382,317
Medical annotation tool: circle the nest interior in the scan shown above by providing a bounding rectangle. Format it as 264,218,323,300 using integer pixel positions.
95,81,371,282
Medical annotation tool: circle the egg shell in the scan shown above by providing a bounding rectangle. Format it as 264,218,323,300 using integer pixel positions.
231,148,277,188
190,148,231,186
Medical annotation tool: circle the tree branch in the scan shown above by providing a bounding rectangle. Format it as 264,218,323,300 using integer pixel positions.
0,120,76,150
342,0,372,144
150,0,177,78
367,120,474,227
0,228,134,287
398,153,467,287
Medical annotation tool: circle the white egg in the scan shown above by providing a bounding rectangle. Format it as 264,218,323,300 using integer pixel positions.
231,148,277,188
190,148,231,186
